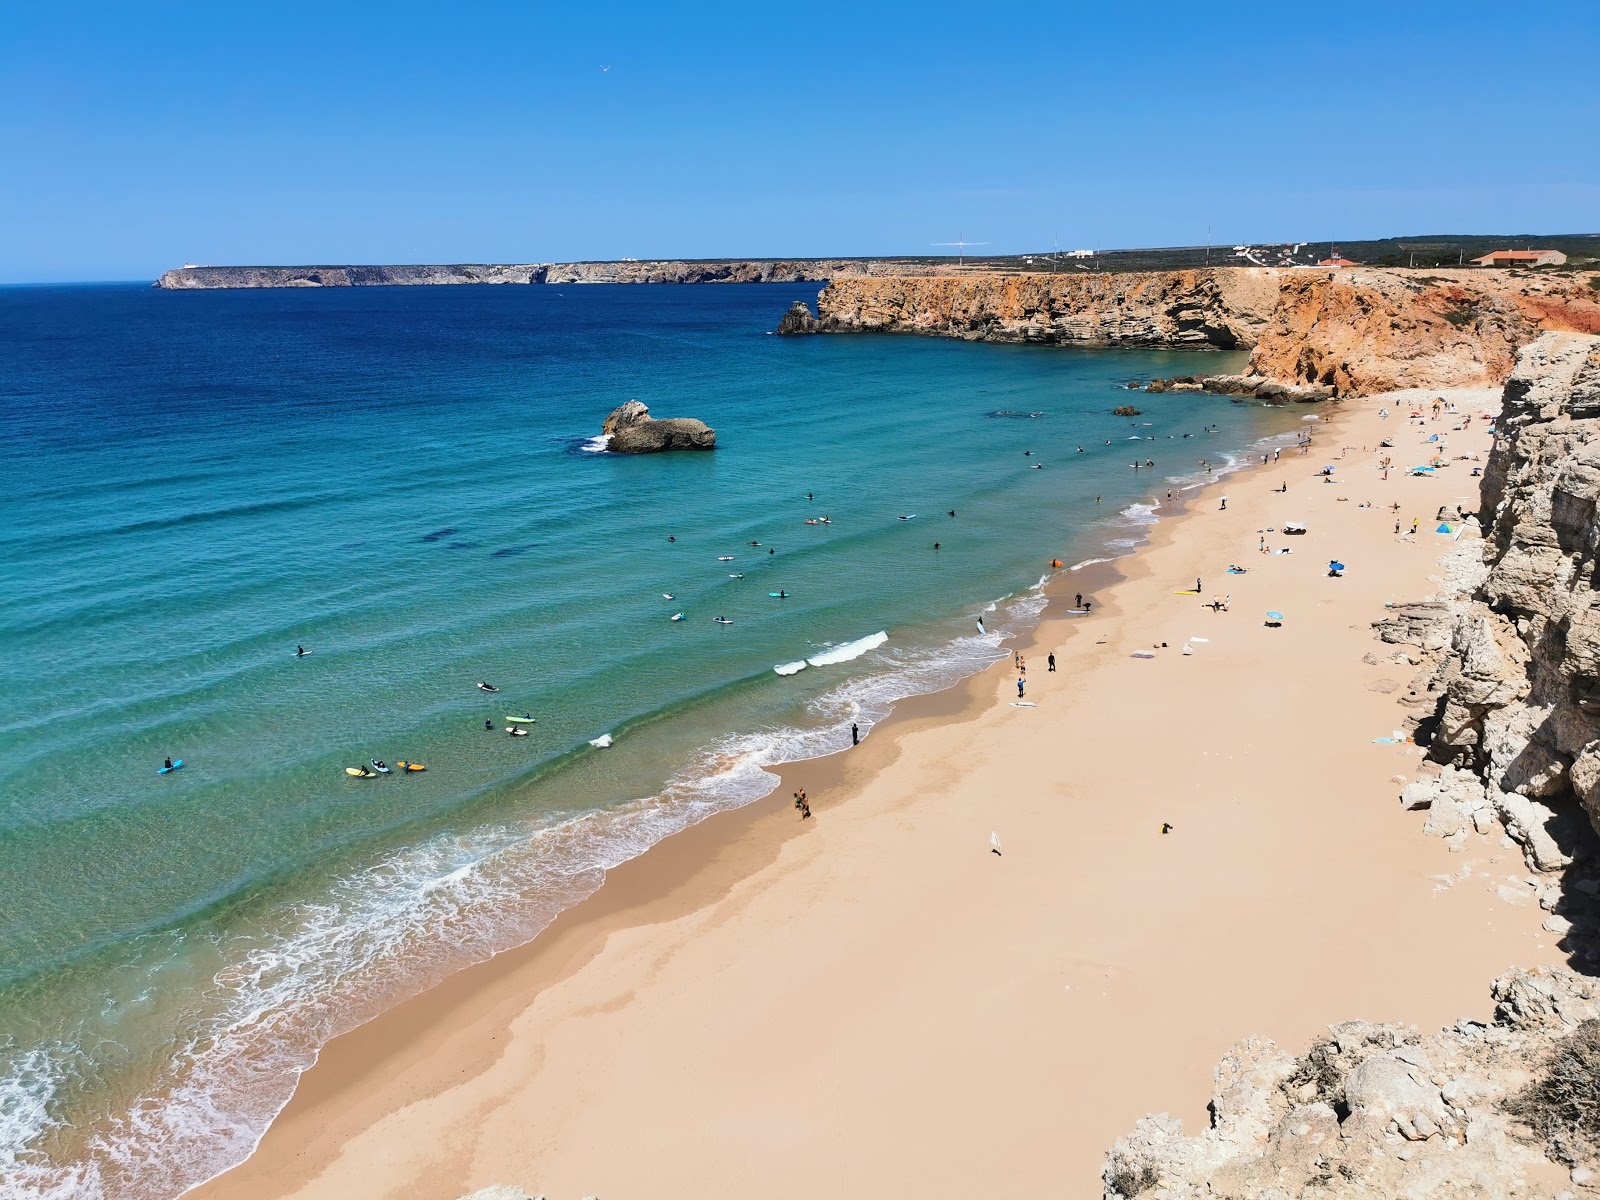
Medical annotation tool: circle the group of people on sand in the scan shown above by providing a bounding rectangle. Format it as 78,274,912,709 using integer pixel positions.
792,788,811,820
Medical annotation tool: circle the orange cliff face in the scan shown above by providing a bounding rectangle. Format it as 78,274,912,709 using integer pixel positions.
1248,269,1600,395
815,268,1283,350
812,267,1600,397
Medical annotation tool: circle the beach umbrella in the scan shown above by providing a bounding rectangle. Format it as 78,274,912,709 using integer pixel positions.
1329,561,1346,571
1436,523,1452,533
1427,434,1439,442
1266,611,1284,621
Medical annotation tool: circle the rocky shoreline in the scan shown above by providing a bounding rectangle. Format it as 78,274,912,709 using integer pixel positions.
1103,333,1600,1199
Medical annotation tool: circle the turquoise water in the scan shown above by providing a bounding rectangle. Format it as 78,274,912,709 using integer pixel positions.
0,282,1300,1198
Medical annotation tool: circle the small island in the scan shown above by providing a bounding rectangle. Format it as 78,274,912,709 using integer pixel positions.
600,400,716,453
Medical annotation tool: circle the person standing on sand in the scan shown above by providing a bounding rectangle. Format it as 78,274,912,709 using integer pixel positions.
1018,656,1026,676
1195,577,1202,594
1048,653,1056,672
851,722,859,746
1017,678,1025,699
1412,518,1419,534
1075,593,1083,607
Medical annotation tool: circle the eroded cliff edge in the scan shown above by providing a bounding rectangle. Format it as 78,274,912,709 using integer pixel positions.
1104,334,1600,1198
810,268,1600,397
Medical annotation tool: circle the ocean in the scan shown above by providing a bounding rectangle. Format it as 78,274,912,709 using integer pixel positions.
0,281,1304,1198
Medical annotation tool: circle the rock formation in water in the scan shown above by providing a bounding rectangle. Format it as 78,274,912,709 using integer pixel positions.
811,268,1600,398
600,400,715,453
776,299,819,335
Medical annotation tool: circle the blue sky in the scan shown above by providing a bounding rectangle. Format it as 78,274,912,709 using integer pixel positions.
2,1,1597,281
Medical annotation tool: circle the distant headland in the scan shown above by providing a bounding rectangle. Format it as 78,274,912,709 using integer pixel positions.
153,233,1600,289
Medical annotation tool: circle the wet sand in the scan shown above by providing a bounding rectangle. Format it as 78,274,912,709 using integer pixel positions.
189,387,1559,1200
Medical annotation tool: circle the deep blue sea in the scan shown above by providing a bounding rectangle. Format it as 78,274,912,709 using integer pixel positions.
0,281,1302,1198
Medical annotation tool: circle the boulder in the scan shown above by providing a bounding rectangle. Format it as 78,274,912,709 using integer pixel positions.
600,400,715,454
776,299,819,335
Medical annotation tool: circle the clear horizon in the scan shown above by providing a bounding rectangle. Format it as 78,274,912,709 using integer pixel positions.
3,0,1597,283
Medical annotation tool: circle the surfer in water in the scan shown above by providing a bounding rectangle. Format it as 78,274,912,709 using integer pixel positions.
484,720,493,731
478,681,498,692
296,645,306,657
163,757,173,771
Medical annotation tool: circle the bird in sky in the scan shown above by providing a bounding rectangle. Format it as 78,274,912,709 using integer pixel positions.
601,65,611,72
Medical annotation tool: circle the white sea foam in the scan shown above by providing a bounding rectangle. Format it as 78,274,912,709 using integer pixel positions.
1119,501,1159,525
772,660,808,676
590,733,614,748
579,434,612,453
1071,556,1113,570
805,630,888,667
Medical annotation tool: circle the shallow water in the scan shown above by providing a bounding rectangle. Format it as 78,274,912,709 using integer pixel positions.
0,282,1302,1198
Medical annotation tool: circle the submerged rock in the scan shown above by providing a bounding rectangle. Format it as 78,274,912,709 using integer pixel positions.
600,400,715,454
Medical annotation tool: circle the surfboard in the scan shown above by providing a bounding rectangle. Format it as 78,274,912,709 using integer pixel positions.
1066,608,1090,614
404,763,426,771
158,759,184,775
717,556,735,561
768,592,789,598
1011,702,1037,708
670,613,685,621
712,618,734,624
344,767,374,777
506,727,528,736
294,650,314,657
505,716,536,723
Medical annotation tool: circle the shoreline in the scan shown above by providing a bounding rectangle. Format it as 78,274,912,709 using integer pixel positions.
187,388,1558,1200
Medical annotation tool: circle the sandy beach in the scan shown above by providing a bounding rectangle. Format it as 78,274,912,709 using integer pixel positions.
190,386,1562,1200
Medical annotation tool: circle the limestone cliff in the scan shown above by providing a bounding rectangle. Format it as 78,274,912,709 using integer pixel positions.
812,268,1600,397
153,258,943,290
1409,334,1600,836
1105,968,1599,1199
814,268,1283,350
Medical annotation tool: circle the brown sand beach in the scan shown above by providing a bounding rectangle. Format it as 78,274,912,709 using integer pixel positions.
190,386,1558,1199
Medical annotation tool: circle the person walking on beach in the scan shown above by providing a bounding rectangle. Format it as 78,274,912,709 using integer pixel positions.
1018,656,1026,676
851,722,859,746
1195,576,1202,594
1048,653,1056,672
1075,593,1083,607
1017,678,1025,699
1411,518,1419,534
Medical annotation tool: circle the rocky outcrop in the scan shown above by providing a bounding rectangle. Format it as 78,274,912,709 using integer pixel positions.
153,258,945,290
600,400,715,453
1402,335,1600,834
776,299,818,335
1105,967,1600,1198
812,268,1600,397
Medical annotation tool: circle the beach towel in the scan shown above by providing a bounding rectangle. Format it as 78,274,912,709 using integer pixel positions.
1130,652,1156,659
